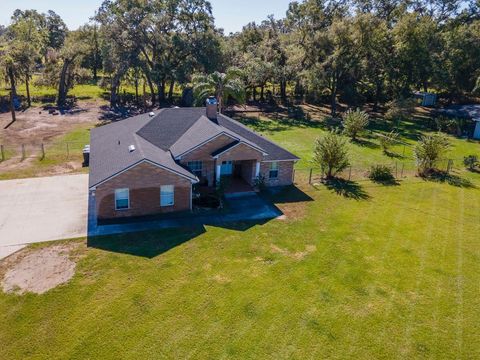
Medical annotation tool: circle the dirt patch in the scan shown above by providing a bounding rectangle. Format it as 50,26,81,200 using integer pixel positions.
1,243,79,295
0,101,103,145
270,244,316,260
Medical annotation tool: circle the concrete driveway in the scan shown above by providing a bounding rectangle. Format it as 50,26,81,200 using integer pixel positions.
0,174,88,258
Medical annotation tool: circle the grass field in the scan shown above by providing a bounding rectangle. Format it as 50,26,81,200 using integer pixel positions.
1,107,480,359
1,176,480,359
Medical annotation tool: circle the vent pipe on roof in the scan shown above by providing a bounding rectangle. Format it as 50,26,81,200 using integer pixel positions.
128,145,136,152
149,112,155,117
206,96,218,120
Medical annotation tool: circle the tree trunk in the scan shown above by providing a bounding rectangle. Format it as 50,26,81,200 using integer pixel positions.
57,60,71,107
8,90,16,126
110,73,122,109
373,81,381,112
168,80,174,102
330,88,337,117
25,74,31,107
253,87,257,101
135,76,139,106
280,80,287,104
142,80,147,109
260,85,265,102
158,78,166,103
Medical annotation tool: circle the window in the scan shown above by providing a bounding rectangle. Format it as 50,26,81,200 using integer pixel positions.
160,185,175,207
269,162,279,179
115,188,129,210
187,161,203,177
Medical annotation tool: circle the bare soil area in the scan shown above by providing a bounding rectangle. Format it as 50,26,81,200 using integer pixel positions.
1,243,80,295
0,101,103,145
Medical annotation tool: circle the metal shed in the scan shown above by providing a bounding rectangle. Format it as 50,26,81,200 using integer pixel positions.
437,104,480,139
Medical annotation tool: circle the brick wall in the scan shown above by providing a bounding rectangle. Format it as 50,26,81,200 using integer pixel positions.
260,161,295,187
180,134,233,161
216,143,263,162
95,161,192,220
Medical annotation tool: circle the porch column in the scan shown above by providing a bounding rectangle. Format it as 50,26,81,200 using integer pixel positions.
255,161,261,178
216,164,221,183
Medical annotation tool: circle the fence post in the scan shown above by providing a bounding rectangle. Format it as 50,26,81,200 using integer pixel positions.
0,145,4,161
21,144,26,160
309,168,313,185
395,162,398,179
348,166,352,181
41,143,45,160
66,142,70,159
401,163,404,178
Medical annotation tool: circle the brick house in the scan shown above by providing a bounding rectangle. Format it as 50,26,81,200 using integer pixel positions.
89,98,299,220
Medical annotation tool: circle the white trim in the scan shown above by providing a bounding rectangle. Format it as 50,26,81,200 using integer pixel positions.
175,132,239,160
212,141,267,159
261,159,299,163
189,184,193,211
90,159,198,189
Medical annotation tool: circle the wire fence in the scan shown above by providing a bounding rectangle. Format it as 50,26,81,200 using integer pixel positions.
293,158,463,185
0,141,88,163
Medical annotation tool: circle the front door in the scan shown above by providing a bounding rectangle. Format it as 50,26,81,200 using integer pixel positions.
220,161,233,176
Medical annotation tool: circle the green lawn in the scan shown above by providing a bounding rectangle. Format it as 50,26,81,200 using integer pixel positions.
1,109,480,359
1,177,480,359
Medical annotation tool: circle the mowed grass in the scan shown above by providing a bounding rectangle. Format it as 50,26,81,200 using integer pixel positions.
1,108,480,358
1,177,480,359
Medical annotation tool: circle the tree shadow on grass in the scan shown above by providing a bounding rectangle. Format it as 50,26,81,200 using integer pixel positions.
351,138,380,149
369,178,401,186
420,170,477,188
384,150,404,159
322,178,371,200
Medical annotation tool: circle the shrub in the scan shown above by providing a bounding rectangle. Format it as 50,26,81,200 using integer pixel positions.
368,165,395,183
385,98,415,125
414,133,451,175
463,155,479,171
253,174,267,191
434,116,468,136
313,131,350,179
342,109,369,140
379,130,399,153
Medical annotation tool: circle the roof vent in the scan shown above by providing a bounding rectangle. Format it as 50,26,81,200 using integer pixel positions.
149,112,155,117
128,145,136,152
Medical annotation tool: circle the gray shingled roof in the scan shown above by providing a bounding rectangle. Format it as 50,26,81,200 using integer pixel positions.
89,112,198,188
217,113,300,161
89,107,299,188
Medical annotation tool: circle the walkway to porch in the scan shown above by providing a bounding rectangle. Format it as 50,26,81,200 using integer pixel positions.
224,176,255,194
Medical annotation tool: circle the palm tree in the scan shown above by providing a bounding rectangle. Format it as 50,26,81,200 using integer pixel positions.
193,68,245,113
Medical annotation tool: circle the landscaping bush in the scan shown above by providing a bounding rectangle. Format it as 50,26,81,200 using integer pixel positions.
314,131,350,179
342,109,369,141
367,165,395,183
463,155,479,171
253,174,267,191
379,130,399,153
414,133,451,175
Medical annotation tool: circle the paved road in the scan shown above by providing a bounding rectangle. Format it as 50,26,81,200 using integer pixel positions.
0,174,88,257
